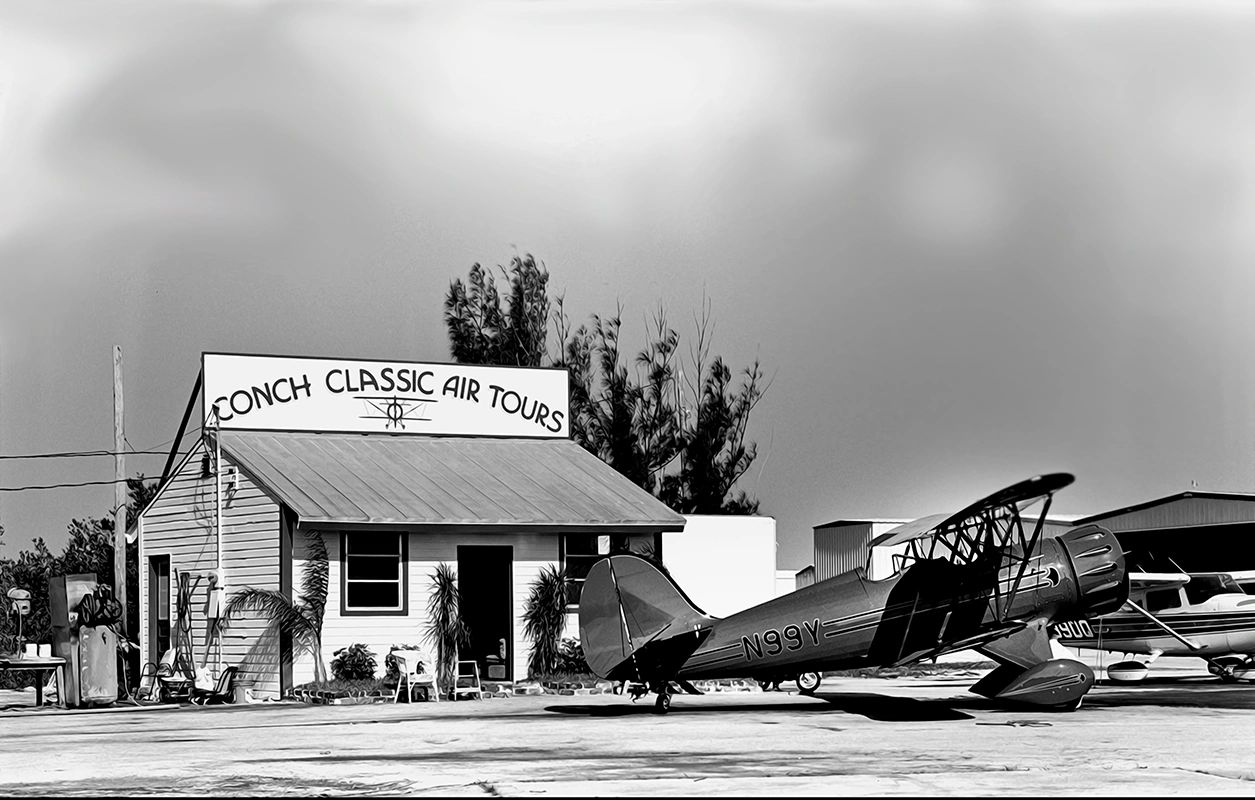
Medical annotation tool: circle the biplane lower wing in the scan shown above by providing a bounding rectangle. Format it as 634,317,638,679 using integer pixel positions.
971,618,1094,708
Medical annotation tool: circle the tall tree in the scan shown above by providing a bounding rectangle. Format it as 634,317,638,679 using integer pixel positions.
443,257,766,513
444,255,550,367
555,305,680,494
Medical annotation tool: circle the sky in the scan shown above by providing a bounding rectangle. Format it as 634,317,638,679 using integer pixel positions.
2,0,1254,571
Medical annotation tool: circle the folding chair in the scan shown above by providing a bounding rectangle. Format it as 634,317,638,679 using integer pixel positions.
155,647,195,703
190,665,238,706
390,649,439,703
454,660,482,700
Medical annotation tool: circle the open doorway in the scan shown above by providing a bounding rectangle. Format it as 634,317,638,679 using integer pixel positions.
457,545,513,682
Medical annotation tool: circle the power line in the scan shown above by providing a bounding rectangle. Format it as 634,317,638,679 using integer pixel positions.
0,423,206,462
138,425,204,454
0,449,172,460
0,476,160,493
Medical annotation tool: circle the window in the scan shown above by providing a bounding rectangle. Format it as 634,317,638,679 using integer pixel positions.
1184,574,1244,605
341,533,407,615
1145,588,1183,613
562,534,607,609
561,534,652,608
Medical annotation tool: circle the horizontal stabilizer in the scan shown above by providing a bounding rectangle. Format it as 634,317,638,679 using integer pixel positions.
578,554,714,681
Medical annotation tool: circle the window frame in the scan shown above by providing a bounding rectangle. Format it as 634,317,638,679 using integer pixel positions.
560,534,607,611
560,532,662,610
340,532,409,617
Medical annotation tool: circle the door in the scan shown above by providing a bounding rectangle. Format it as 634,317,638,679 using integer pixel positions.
457,545,513,682
148,555,171,663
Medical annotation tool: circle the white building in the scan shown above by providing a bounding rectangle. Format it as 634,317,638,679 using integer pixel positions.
138,353,686,697
662,515,778,617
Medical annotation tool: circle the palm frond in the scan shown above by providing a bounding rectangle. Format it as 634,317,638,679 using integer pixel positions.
425,562,471,689
222,587,317,653
300,530,329,629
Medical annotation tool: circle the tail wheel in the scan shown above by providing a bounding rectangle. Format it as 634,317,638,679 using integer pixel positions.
796,672,821,695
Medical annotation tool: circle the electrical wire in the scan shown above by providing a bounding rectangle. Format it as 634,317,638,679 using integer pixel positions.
0,449,172,460
0,474,169,493
0,426,204,462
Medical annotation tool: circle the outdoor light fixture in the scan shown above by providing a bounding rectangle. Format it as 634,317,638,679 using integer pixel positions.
6,587,32,657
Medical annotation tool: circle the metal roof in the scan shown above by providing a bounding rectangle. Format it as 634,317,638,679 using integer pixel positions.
815,518,912,529
218,431,686,531
1075,491,1255,531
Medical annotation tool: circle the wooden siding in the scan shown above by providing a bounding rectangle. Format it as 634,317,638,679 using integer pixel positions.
292,531,560,685
139,442,283,698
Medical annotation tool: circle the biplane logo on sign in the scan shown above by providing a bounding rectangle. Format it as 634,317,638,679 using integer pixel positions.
201,353,570,438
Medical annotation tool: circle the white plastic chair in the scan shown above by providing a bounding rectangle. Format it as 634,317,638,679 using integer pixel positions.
390,649,439,703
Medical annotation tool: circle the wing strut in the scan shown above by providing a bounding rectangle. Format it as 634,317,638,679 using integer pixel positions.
1000,493,1054,621
1123,599,1203,652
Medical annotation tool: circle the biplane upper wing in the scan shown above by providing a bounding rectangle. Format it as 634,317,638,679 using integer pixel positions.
869,473,1075,549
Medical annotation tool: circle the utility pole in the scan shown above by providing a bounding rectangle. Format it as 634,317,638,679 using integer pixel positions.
113,345,127,636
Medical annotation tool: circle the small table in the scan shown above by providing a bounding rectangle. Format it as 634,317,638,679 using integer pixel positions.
0,655,67,708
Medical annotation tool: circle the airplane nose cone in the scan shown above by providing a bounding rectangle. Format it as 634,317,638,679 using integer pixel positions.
1057,524,1128,617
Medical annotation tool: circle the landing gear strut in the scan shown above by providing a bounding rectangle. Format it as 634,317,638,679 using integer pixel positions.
1208,656,1246,683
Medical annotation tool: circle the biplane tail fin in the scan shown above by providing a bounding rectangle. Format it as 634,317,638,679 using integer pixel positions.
578,554,715,681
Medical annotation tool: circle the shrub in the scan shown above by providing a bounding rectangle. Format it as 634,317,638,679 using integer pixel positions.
555,637,590,675
331,643,377,681
522,565,570,677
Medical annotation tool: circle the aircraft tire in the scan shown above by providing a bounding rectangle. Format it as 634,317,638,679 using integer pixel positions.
1051,696,1084,712
654,691,671,714
796,672,821,695
1208,656,1245,682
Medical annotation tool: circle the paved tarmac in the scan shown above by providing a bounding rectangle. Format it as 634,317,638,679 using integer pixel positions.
1,660,1253,796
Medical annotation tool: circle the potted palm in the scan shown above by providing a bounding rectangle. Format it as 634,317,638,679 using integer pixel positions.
425,562,470,699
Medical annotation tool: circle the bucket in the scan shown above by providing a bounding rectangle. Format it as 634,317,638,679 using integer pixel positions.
232,678,256,704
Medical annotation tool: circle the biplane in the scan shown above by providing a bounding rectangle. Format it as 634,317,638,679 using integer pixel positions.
579,473,1128,713
1052,571,1255,682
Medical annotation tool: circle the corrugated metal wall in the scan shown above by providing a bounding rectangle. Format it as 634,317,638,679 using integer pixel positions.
814,522,872,582
1089,497,1255,532
795,566,815,590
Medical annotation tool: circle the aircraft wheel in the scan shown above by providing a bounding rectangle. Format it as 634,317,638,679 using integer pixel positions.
796,672,821,695
654,691,671,714
1208,656,1244,682
1052,696,1084,712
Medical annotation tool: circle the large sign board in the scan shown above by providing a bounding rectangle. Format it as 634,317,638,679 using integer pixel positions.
202,353,569,438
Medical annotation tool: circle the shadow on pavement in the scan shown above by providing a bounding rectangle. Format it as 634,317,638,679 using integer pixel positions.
546,691,973,721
